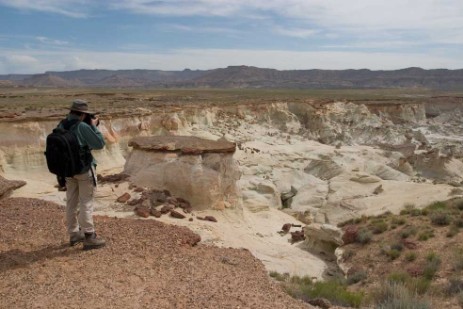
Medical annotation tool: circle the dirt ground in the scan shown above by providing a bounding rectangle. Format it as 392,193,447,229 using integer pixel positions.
0,197,311,309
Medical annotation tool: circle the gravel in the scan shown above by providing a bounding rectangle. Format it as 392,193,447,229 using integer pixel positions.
0,197,311,309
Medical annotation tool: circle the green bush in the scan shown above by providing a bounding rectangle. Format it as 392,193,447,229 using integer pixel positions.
429,211,451,226
423,252,441,280
409,208,422,216
371,220,389,234
453,248,463,272
387,271,411,284
356,228,373,244
375,282,431,309
346,270,367,285
425,201,447,212
303,280,363,308
418,229,434,241
385,249,401,260
400,226,417,239
408,277,431,295
269,271,289,282
405,252,417,262
289,275,312,286
391,217,406,225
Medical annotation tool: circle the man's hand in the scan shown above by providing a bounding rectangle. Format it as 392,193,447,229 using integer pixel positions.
91,116,100,127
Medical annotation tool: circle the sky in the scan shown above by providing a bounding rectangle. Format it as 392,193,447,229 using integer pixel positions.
0,0,462,74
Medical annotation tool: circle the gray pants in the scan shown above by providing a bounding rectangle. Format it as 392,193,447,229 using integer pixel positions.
65,170,95,234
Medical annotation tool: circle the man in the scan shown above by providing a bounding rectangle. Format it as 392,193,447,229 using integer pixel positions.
60,99,106,250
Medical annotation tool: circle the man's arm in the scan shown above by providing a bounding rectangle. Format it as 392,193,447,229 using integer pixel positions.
78,123,106,150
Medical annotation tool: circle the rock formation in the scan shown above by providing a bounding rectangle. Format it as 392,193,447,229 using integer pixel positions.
124,136,241,210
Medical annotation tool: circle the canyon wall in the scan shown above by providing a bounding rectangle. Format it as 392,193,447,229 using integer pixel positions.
1,100,462,223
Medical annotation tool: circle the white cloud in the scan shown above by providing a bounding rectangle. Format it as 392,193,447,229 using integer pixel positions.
36,36,69,46
274,27,318,38
0,0,90,17
0,48,461,74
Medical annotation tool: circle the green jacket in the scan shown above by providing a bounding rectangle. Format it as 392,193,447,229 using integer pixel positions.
59,114,105,173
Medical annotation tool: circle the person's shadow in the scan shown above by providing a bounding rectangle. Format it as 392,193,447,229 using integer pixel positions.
0,243,82,273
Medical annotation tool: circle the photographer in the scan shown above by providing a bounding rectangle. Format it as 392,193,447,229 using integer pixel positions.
58,99,106,250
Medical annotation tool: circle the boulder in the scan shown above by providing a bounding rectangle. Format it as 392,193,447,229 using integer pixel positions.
170,210,186,219
304,157,344,180
304,224,343,258
116,193,131,203
134,207,150,218
0,175,26,200
125,136,241,210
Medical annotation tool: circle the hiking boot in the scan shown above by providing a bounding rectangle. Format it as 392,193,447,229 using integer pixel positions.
83,233,106,250
69,231,85,246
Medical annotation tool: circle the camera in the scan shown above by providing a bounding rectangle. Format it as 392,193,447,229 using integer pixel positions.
84,113,100,127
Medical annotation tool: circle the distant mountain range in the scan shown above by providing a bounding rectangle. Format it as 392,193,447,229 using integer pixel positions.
1,66,463,89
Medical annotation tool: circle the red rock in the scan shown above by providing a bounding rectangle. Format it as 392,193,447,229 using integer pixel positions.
180,234,201,246
342,225,359,245
189,218,193,222
178,201,191,210
170,210,186,219
166,197,178,206
150,208,162,218
134,187,144,192
291,230,305,243
134,207,150,218
197,216,217,223
127,198,142,206
160,204,174,214
116,193,131,203
308,298,331,309
281,223,292,233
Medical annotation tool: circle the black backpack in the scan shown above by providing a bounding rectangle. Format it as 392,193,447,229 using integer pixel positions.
44,119,84,179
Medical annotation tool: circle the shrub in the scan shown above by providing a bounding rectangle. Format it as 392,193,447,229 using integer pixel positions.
454,218,463,228
371,220,388,234
385,249,401,260
269,271,289,282
418,229,434,241
388,271,411,284
400,226,417,239
446,277,463,295
391,217,406,226
374,282,431,309
408,277,431,295
423,253,441,280
425,201,447,212
289,275,312,286
405,252,417,262
453,248,463,272
303,280,363,308
391,242,403,252
346,270,367,285
430,211,451,226
343,249,355,261
409,208,422,216
356,228,373,244
447,225,460,238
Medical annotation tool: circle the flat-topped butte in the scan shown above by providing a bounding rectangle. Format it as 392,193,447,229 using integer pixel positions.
128,136,236,154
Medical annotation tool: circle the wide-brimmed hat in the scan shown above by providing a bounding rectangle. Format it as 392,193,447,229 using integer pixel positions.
69,99,94,114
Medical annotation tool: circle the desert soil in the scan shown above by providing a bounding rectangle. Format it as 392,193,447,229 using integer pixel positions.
0,197,311,309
